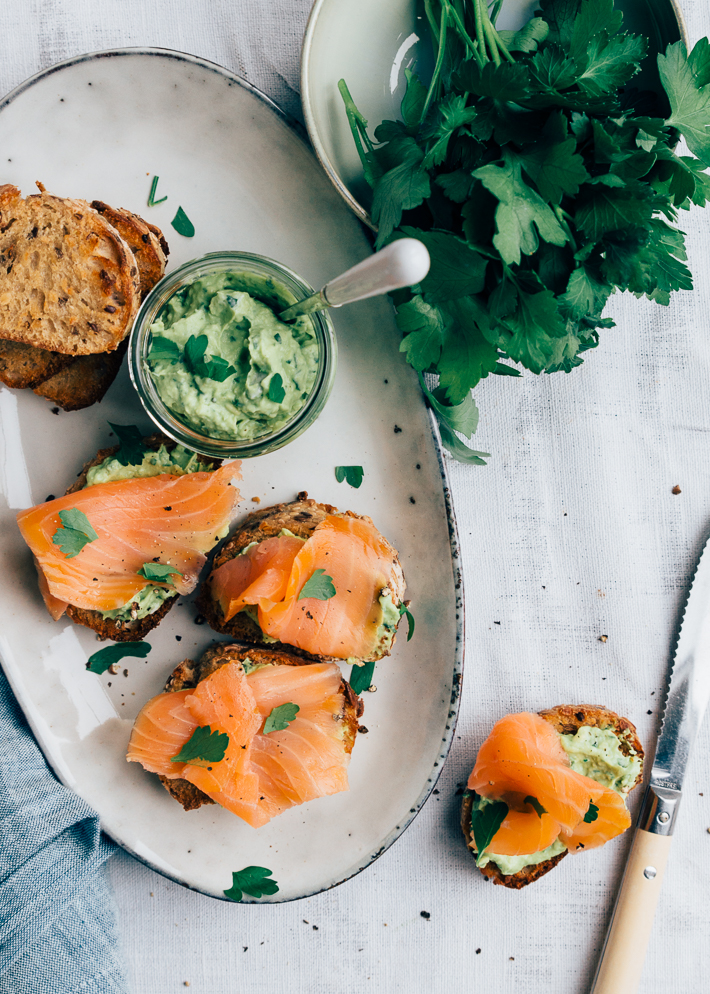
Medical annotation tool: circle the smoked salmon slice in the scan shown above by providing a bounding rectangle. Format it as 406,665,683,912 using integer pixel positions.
468,712,632,855
210,514,398,660
17,463,241,617
127,658,352,828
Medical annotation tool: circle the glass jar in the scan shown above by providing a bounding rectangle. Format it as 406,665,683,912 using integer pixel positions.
129,251,337,459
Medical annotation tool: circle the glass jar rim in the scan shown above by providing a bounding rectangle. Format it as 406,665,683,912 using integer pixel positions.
128,251,337,459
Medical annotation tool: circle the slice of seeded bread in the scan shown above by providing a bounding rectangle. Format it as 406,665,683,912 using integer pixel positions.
0,339,74,389
460,705,644,890
0,183,141,354
61,434,221,642
32,206,169,410
157,642,364,811
33,341,128,411
196,492,406,663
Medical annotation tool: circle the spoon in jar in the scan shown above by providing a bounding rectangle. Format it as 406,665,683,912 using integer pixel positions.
278,238,431,322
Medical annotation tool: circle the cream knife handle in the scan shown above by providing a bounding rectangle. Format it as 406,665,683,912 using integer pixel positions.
591,785,681,994
591,829,671,994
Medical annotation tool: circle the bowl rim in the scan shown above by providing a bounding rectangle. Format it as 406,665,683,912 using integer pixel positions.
300,0,689,228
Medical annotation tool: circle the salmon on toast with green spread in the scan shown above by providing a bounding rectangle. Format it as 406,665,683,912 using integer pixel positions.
16,430,241,641
127,643,362,827
461,705,644,889
197,494,406,666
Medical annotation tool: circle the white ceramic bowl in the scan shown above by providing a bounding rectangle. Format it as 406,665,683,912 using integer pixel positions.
301,0,687,226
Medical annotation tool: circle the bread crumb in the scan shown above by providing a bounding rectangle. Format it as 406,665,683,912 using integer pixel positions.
672,485,681,494
598,634,608,642
108,663,120,675
251,496,261,503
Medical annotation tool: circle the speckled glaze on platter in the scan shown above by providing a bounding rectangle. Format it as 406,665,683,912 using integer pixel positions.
0,50,463,902
301,0,686,225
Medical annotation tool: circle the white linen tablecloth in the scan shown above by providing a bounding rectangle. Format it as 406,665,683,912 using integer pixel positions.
1,1,709,991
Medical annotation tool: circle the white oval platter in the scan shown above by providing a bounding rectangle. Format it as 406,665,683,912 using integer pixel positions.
0,50,463,902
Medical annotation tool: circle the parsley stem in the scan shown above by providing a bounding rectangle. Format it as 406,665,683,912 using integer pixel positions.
490,24,515,64
482,13,501,66
420,3,449,124
423,0,441,45
472,0,488,63
445,2,481,65
337,80,380,189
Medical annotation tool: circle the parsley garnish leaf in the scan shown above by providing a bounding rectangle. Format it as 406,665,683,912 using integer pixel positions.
583,799,600,823
525,795,548,818
298,569,336,601
263,702,300,734
267,373,286,403
349,659,375,695
470,793,509,866
108,422,146,467
398,602,415,641
137,562,183,584
86,641,151,674
52,508,98,558
171,725,230,766
171,206,195,238
149,336,181,365
183,334,237,382
224,866,279,902
334,465,364,488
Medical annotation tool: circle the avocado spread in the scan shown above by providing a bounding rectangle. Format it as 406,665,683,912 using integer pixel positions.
477,726,641,876
85,444,213,622
147,273,319,441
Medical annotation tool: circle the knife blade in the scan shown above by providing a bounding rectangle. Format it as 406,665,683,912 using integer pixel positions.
591,530,710,994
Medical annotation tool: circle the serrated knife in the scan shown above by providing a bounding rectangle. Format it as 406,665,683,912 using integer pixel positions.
591,533,710,993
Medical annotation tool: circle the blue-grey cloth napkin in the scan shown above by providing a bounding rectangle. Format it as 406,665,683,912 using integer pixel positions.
0,666,130,994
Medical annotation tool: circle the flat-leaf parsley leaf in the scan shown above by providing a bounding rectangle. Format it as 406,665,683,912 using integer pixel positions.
108,422,146,467
349,659,375,695
224,866,279,902
137,562,183,584
398,602,415,641
335,465,364,488
171,725,230,766
171,206,195,238
584,799,600,823
298,569,336,601
52,508,98,558
86,641,151,674
469,793,509,866
263,702,300,734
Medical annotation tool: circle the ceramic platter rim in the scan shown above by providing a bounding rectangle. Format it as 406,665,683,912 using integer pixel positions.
300,0,688,227
0,48,465,903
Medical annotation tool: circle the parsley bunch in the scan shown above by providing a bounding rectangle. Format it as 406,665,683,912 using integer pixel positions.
340,0,710,463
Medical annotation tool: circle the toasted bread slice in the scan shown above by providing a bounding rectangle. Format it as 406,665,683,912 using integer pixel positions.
157,642,363,811
0,338,74,389
0,183,140,355
461,705,644,889
196,492,406,662
62,434,221,642
33,341,128,411
90,201,168,298
33,208,168,410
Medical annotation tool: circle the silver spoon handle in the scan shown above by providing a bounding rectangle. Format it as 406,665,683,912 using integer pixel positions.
279,239,430,321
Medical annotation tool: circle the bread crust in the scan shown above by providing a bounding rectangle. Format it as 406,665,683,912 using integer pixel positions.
196,493,406,663
0,184,141,354
90,201,168,299
33,340,127,411
157,642,363,811
461,705,645,889
61,434,221,642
